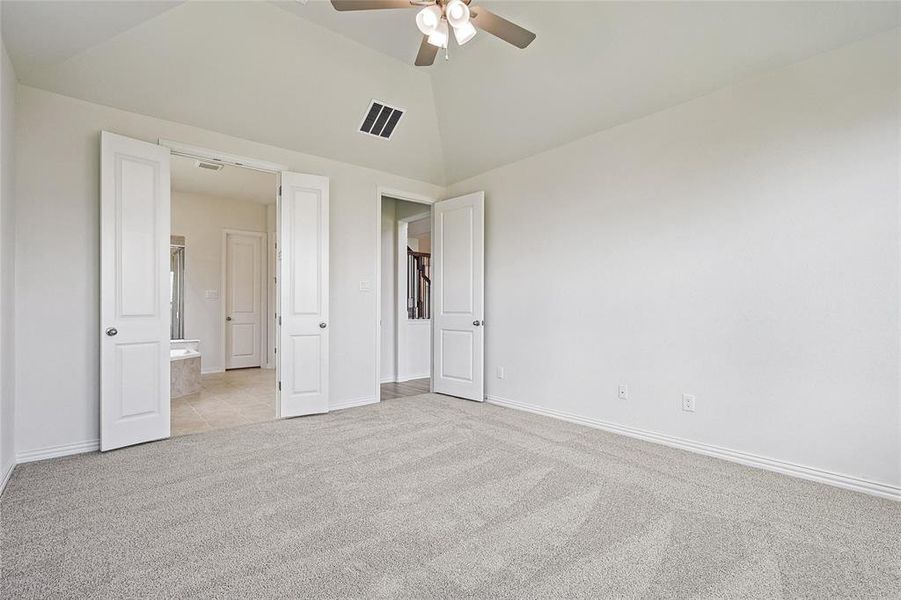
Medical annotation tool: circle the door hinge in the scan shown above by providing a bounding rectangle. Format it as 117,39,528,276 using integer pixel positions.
278,381,282,391
278,185,282,196
273,347,277,354
278,315,282,325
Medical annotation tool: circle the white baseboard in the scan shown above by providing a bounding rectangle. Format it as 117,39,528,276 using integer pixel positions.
16,439,100,464
396,373,430,383
0,461,14,496
201,368,225,375
380,376,396,384
330,396,379,412
486,394,901,502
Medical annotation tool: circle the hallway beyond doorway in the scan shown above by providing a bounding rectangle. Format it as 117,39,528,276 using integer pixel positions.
380,378,430,400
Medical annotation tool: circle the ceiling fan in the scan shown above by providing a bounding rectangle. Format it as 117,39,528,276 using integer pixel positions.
330,0,536,66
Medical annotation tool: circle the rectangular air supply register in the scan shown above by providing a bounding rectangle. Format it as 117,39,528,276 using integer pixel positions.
359,100,404,140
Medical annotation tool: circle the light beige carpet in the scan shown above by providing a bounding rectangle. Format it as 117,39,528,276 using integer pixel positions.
2,393,899,598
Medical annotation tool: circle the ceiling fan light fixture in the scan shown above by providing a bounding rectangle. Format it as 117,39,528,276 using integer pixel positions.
415,5,442,35
445,0,470,28
427,19,449,48
452,20,476,45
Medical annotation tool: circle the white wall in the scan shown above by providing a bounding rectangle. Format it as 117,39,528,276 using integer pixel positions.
0,25,17,487
14,85,443,458
449,31,901,488
171,191,269,374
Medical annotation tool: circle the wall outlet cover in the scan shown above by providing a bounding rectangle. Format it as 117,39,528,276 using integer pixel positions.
496,366,505,379
618,384,628,400
682,393,696,412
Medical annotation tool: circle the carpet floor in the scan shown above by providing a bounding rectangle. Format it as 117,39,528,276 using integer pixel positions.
2,394,899,599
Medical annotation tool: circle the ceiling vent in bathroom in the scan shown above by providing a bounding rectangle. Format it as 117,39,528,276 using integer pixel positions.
359,99,404,140
194,159,224,172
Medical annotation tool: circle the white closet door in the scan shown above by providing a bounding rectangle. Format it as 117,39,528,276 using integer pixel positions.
432,191,485,401
100,131,171,451
278,172,330,417
225,232,263,369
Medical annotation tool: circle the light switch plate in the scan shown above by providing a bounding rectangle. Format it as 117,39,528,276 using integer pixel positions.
205,290,219,300
359,280,371,292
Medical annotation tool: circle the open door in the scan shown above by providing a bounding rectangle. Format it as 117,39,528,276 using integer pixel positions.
100,131,171,451
432,191,485,401
278,172,330,417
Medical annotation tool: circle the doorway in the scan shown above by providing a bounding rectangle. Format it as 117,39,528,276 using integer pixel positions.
376,188,486,405
168,153,278,436
101,132,332,451
380,195,433,400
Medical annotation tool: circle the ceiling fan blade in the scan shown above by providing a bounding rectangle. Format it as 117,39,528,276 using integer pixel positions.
470,7,536,49
331,0,415,11
414,35,439,66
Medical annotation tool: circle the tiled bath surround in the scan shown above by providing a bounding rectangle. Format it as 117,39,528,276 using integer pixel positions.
170,339,201,399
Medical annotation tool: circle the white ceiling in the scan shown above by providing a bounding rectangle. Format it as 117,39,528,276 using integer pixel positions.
1,0,182,75
3,1,900,184
2,1,446,183
170,154,278,205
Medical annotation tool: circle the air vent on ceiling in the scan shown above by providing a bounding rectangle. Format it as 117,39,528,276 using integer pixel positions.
194,160,224,172
359,99,404,140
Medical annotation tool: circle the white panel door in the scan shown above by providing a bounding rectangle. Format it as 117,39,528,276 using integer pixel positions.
432,191,485,401
279,172,329,417
225,232,263,369
100,131,171,451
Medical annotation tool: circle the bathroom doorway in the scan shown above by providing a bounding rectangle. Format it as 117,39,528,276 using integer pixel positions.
167,153,279,437
101,132,331,451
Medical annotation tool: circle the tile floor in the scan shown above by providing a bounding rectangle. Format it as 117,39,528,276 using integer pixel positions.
171,368,276,437
380,378,430,400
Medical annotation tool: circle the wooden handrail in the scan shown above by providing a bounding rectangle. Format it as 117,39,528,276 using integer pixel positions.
407,247,431,319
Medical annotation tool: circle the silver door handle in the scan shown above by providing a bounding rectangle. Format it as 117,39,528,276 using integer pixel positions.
319,322,327,329
226,316,232,321
473,320,482,327
105,327,118,337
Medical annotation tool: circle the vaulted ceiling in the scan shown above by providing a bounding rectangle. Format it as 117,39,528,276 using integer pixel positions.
3,1,900,185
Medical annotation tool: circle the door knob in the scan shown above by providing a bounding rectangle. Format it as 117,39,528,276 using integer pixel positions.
319,322,327,329
473,320,481,327
105,327,118,337
226,316,232,321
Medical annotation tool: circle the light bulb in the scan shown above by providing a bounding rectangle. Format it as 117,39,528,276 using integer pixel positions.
427,19,449,48
445,0,470,28
452,20,476,45
415,5,442,35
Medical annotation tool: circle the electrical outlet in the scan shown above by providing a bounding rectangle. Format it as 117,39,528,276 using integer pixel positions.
682,393,696,412
496,366,505,379
618,384,628,400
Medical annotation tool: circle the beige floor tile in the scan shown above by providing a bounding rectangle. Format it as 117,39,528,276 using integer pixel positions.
171,368,276,437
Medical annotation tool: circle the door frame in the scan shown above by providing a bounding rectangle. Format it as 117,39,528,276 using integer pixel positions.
221,229,267,371
158,139,285,380
375,187,436,401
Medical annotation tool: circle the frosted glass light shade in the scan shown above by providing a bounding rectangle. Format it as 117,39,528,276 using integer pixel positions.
452,20,477,45
427,19,449,48
415,5,442,35
445,0,470,28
